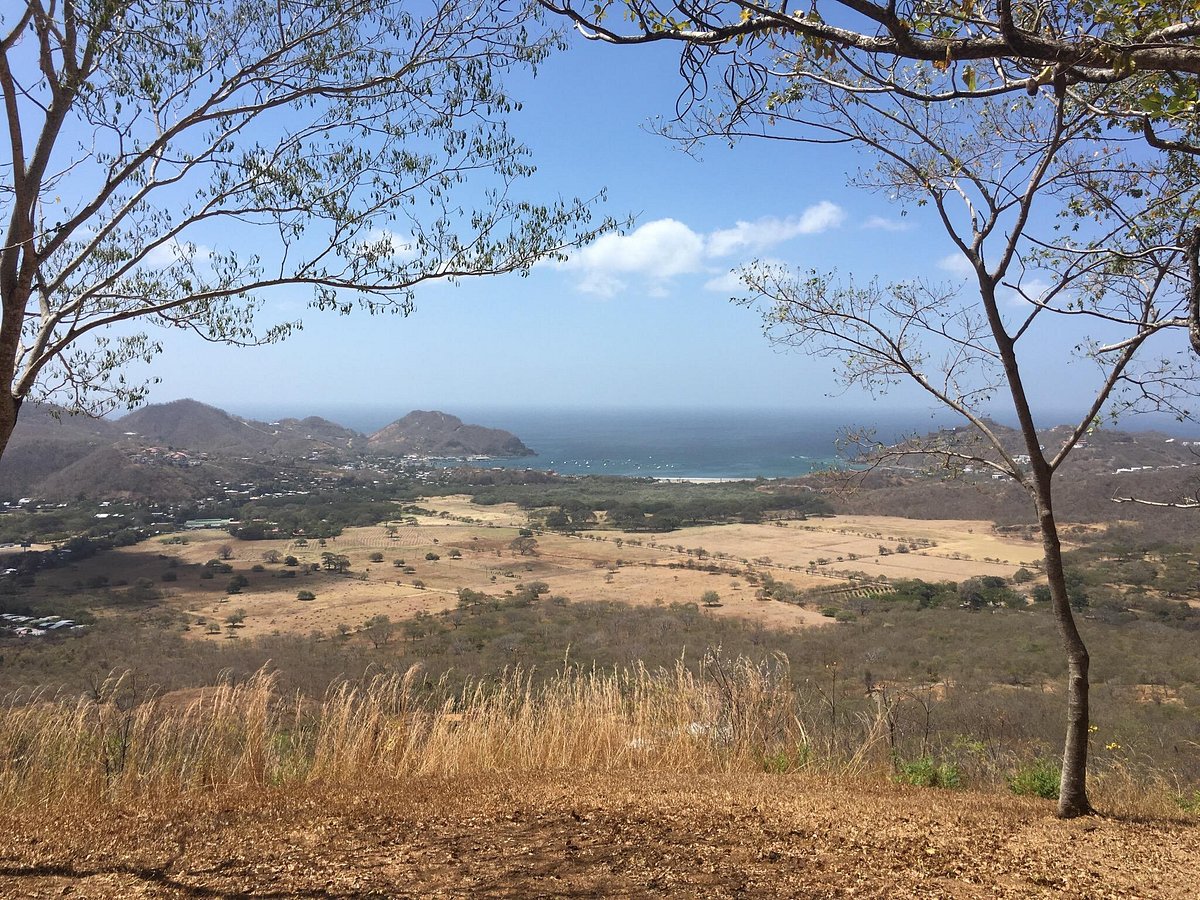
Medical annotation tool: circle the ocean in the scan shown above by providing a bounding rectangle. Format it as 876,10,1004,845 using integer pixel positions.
251,406,959,480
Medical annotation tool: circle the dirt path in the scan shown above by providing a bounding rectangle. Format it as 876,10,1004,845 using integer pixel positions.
1,773,1195,898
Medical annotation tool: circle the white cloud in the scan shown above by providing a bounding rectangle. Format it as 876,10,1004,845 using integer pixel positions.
703,257,789,294
937,253,976,277
707,203,844,257
862,215,913,232
566,218,706,297
359,228,418,263
140,238,214,272
703,269,747,294
564,204,842,297
1004,277,1053,308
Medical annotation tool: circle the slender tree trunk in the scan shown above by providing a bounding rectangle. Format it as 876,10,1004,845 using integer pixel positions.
1032,477,1094,817
0,393,19,463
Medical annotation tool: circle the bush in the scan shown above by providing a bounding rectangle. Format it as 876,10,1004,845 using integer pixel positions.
1008,760,1060,799
425,552,440,561
894,757,962,789
296,590,316,601
393,559,405,567
369,552,384,563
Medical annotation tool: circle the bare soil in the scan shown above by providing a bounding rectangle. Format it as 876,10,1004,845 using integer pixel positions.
1,773,1195,898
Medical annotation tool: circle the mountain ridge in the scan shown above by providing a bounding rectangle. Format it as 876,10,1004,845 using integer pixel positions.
0,400,533,500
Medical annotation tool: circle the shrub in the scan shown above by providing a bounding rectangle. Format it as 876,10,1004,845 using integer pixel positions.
393,559,405,567
425,552,440,561
894,757,962,789
369,552,384,563
297,590,316,601
1007,760,1060,799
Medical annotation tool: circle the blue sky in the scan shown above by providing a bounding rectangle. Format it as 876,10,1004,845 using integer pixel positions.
130,33,1193,432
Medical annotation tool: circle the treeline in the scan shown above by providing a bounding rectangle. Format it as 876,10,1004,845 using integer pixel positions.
469,477,830,532
228,490,405,540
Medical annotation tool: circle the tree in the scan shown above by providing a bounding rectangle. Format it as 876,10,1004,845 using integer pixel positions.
0,0,612,459
217,544,234,561
732,94,1196,817
362,614,395,648
700,589,721,607
543,1,1200,818
321,551,350,573
509,536,538,556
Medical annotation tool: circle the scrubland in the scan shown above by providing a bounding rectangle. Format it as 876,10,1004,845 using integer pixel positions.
2,494,1198,896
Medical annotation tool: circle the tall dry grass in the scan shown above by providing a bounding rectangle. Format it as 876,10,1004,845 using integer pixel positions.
0,654,1191,819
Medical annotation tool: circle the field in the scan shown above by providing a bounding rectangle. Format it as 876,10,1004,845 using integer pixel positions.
27,497,1047,639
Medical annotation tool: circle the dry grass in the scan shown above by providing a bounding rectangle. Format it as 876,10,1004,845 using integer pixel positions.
0,658,1189,822
25,504,1045,641
0,662,1196,898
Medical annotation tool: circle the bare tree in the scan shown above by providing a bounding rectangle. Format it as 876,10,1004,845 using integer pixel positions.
543,0,1198,817
541,0,1200,354
0,0,611,458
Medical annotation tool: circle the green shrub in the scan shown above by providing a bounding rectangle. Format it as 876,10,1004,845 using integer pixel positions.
894,756,962,789
297,590,316,601
1007,759,1060,799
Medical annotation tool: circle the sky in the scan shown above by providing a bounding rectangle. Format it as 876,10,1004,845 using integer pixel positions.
90,23,1194,433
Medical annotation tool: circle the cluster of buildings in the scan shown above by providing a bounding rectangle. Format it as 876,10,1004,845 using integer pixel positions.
128,445,205,467
0,613,85,638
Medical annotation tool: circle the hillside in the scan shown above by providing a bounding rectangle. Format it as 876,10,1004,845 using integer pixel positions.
367,409,534,457
0,402,531,500
2,773,1195,898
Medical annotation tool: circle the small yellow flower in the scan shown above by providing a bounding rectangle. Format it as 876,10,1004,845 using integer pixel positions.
1088,724,1099,734
1105,742,1121,751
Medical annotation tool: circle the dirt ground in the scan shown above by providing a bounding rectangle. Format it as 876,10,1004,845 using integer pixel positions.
1,773,1195,898
31,502,1046,639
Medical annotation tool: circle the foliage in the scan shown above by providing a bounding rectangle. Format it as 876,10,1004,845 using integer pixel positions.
1008,760,1062,800
894,757,962,790
0,0,610,447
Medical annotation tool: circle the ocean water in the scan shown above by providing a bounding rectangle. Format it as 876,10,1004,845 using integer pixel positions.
300,406,955,480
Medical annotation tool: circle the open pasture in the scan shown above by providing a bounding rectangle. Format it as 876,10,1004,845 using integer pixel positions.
24,502,1046,639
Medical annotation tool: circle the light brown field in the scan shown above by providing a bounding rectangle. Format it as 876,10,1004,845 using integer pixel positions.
32,503,1047,638
3,773,1197,898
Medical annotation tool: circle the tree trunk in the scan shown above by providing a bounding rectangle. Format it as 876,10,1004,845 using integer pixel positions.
0,393,19,463
1033,485,1094,817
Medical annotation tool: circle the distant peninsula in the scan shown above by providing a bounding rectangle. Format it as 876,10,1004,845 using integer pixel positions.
367,410,533,458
